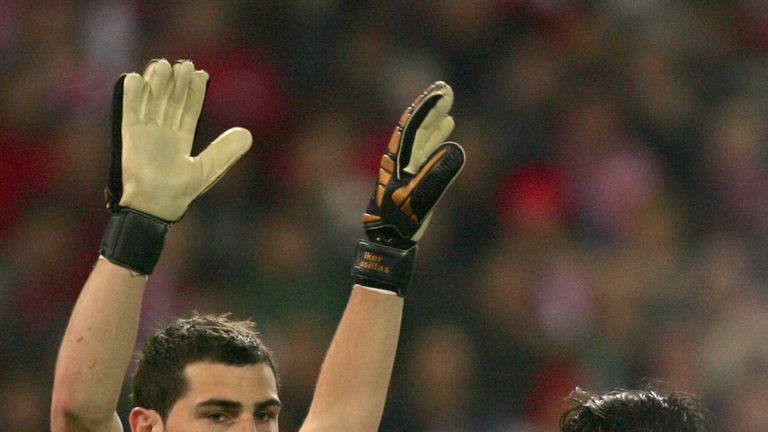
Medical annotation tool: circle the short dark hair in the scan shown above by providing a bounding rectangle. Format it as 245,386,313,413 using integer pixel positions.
560,387,708,432
131,314,276,419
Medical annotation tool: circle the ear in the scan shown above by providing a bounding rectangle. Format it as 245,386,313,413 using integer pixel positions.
129,406,164,431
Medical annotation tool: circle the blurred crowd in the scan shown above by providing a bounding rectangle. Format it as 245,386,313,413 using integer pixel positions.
2,0,768,430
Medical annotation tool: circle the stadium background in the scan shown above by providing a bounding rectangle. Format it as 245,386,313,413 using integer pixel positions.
2,1,768,430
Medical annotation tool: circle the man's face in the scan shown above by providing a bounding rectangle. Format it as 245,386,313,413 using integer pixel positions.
163,361,281,432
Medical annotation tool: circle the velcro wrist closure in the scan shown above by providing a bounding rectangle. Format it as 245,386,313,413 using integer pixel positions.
350,239,417,297
99,208,170,275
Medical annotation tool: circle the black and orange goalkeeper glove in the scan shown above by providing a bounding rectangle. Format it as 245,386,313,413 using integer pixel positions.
351,81,465,296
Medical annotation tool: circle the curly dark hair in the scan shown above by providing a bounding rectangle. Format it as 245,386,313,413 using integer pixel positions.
560,387,709,432
131,314,276,419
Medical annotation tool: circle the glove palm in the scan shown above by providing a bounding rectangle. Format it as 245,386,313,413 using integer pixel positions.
108,60,252,222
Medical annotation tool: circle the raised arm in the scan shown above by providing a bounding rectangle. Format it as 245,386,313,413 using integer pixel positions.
52,261,145,432
300,82,465,432
51,60,252,432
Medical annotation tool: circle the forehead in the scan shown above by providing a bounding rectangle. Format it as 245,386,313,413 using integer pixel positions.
182,361,279,402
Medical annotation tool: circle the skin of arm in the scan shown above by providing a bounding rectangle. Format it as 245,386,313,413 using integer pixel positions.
299,81,460,432
299,285,403,432
51,259,144,432
50,59,250,432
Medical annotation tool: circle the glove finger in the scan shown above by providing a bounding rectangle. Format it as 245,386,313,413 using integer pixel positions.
396,81,452,177
107,73,147,209
121,73,144,126
167,60,194,130
404,115,454,175
107,75,128,207
411,212,433,243
180,70,209,137
418,84,453,131
143,59,173,124
193,127,253,196
391,142,465,224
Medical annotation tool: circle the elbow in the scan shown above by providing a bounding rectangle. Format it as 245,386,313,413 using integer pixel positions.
300,414,381,432
51,393,113,432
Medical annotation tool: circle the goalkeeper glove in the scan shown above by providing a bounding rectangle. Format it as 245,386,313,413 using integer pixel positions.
351,81,465,296
99,59,252,275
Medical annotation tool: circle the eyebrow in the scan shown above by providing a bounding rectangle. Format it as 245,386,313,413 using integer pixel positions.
196,398,282,411
255,398,282,411
196,399,242,411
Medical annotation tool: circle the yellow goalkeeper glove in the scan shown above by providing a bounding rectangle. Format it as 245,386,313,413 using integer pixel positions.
100,59,252,275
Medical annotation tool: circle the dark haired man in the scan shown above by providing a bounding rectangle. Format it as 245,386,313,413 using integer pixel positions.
51,59,464,432
130,314,279,427
560,387,709,432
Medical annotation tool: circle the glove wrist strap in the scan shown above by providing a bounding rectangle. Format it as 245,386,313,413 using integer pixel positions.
100,208,170,275
351,239,417,297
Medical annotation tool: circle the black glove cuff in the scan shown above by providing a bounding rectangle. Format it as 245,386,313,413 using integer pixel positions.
99,208,170,275
351,239,417,297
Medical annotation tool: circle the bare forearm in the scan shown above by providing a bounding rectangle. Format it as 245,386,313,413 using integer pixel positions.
52,259,146,430
301,285,403,432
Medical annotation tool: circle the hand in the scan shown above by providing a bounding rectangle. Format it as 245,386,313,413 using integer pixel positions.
100,59,252,275
351,82,465,295
362,81,465,249
107,59,252,222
